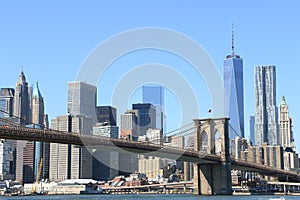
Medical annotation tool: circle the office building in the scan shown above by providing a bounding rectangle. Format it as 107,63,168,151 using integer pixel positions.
31,82,50,180
13,71,34,184
67,81,97,123
31,82,44,126
15,138,34,183
279,96,292,148
224,25,244,138
95,106,116,126
120,110,138,140
254,65,279,146
13,71,31,125
132,103,156,136
138,129,170,179
119,110,140,176
0,88,14,118
142,85,165,132
93,123,119,138
92,123,119,181
49,115,93,182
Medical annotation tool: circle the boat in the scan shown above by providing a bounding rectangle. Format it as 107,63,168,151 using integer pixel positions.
269,197,285,200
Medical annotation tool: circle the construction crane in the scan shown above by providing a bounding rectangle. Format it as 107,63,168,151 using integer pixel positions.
31,158,43,194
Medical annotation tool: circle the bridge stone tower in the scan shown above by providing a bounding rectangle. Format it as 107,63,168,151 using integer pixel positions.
193,118,232,195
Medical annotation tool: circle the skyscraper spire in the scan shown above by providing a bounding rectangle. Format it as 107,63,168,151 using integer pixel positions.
232,22,235,56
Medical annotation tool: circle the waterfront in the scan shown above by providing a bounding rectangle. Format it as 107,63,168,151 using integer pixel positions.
0,194,299,200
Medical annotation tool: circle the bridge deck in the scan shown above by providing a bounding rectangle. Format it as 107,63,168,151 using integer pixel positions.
0,125,299,180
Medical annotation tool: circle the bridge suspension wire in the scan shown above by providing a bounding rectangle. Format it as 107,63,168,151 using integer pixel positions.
163,122,193,136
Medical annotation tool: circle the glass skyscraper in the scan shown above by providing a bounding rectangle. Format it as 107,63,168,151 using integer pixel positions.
132,103,156,136
142,85,164,133
223,29,244,139
95,106,117,126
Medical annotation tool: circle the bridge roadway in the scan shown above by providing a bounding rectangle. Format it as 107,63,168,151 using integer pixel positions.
0,125,299,180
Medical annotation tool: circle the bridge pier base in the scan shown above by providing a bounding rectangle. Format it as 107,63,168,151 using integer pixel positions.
193,118,232,195
194,161,232,195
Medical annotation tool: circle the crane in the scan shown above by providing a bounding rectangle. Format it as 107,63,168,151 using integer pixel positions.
31,158,43,194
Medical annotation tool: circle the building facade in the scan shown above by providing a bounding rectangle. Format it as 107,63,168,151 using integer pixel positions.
92,124,119,181
95,106,116,126
13,71,31,125
13,71,34,184
120,110,138,140
0,88,14,118
67,81,97,123
49,115,93,182
223,37,244,139
0,139,15,180
132,103,156,136
142,85,165,133
0,88,15,180
279,96,292,148
31,82,49,180
254,65,279,146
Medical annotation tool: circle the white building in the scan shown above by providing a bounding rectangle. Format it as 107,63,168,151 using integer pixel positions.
50,115,93,182
279,96,293,148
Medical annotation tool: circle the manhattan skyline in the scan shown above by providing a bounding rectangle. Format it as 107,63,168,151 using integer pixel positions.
1,1,300,152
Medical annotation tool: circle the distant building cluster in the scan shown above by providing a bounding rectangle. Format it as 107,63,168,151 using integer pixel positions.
0,72,182,185
0,26,299,190
224,29,298,172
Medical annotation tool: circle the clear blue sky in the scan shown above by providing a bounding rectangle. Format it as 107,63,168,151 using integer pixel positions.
1,1,300,151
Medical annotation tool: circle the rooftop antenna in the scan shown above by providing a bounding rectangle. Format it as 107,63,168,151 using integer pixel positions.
231,22,235,57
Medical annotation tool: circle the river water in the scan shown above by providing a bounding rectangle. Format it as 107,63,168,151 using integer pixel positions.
0,194,297,200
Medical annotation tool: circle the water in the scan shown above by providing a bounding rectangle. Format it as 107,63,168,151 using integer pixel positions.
0,194,297,200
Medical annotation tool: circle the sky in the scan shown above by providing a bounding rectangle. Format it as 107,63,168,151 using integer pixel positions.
1,1,300,151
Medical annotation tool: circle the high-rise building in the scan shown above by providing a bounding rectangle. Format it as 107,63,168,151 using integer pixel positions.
279,96,292,148
142,85,165,133
132,103,156,136
120,110,138,140
119,110,139,176
13,71,34,184
95,106,116,126
254,65,279,146
223,25,244,138
49,114,93,182
15,134,34,184
70,115,93,180
31,82,44,126
49,115,71,182
249,116,255,145
67,81,97,123
138,129,170,179
0,88,14,118
0,88,16,181
92,123,119,181
31,82,50,180
13,71,31,125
